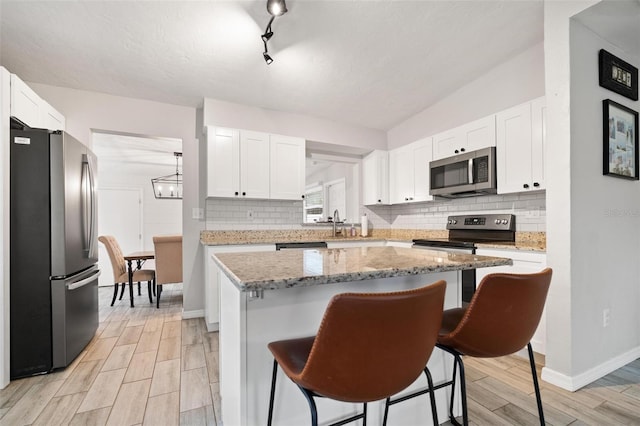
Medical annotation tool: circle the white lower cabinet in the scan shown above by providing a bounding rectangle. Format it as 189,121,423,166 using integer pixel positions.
204,244,275,331
475,248,547,354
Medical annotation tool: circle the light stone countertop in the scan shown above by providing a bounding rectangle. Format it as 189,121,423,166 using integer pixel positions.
212,246,513,291
200,229,546,251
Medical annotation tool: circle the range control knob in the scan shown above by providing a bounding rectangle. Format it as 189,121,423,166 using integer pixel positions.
494,219,500,225
501,219,509,225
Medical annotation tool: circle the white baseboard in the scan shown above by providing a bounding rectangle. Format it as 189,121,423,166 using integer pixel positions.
182,309,205,319
541,345,640,391
206,321,219,332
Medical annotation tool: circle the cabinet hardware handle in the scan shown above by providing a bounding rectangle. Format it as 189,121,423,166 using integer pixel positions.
234,191,239,196
460,148,465,152
523,184,530,189
533,182,540,187
405,197,409,201
454,150,459,154
378,199,381,203
242,192,246,196
301,195,305,199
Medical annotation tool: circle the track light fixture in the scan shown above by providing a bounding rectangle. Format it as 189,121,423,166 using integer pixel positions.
261,0,287,65
266,0,287,16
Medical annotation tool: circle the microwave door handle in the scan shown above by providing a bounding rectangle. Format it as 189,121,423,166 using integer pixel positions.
468,159,474,184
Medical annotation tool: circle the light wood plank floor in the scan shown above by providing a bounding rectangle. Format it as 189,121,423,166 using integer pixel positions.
1,285,640,425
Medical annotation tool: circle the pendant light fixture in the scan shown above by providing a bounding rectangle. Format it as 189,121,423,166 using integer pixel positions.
151,152,183,199
261,0,287,64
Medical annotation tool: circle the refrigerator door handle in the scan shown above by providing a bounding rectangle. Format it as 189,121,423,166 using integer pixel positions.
67,270,101,291
82,154,98,258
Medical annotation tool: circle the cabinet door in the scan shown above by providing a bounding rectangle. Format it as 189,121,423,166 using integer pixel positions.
496,103,533,194
207,127,240,197
462,115,496,152
10,74,41,128
270,134,305,200
530,97,546,190
432,128,462,160
362,150,389,205
240,130,270,199
412,138,433,202
41,102,65,131
389,146,414,203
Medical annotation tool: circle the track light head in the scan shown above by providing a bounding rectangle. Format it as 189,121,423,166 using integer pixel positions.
261,31,273,43
263,52,273,65
266,0,287,16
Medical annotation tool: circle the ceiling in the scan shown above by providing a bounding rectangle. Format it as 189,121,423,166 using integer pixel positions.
0,0,544,132
92,132,182,176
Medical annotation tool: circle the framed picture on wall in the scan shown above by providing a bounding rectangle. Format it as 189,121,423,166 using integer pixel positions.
603,99,639,180
599,49,638,101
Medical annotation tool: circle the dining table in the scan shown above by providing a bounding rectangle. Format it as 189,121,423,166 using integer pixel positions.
123,250,155,307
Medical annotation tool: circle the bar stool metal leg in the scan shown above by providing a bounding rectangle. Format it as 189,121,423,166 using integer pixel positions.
267,360,278,426
528,343,546,425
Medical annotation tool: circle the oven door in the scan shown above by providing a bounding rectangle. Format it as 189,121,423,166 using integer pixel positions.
412,243,476,304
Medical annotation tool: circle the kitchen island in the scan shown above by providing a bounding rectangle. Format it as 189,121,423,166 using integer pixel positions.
212,246,512,426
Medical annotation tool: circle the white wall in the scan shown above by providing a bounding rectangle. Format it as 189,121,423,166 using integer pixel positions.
203,98,387,150
387,42,545,150
98,163,182,250
28,83,203,314
541,0,640,391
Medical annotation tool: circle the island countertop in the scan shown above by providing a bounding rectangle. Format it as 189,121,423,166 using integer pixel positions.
212,246,512,291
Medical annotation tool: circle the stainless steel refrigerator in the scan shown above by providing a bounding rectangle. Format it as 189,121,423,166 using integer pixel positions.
10,118,99,379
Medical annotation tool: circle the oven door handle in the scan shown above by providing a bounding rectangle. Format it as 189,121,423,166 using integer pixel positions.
468,159,474,184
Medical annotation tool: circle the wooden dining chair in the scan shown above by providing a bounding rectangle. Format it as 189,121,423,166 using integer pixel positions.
152,235,182,308
98,235,155,306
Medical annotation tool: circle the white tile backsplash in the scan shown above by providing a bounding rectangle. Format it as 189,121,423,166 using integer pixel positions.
363,191,546,232
205,191,546,232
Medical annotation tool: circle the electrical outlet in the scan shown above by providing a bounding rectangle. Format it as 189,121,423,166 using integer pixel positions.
603,308,611,327
247,210,254,220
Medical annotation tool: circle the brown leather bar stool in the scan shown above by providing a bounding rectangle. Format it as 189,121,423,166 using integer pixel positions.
436,268,553,426
267,280,447,426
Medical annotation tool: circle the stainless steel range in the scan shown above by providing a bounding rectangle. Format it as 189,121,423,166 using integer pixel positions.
413,214,515,303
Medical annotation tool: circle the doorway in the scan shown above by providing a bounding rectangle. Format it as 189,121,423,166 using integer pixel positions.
92,131,183,289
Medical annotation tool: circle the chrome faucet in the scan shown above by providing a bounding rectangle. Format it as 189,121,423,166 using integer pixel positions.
333,209,342,237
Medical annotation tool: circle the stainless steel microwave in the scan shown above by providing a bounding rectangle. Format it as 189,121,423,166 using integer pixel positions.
429,146,497,198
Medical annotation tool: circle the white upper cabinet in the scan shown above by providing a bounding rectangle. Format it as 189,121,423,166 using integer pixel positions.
362,150,389,205
207,127,241,198
40,102,66,131
10,74,41,128
432,115,496,160
269,134,305,200
241,131,271,199
10,73,65,130
496,97,546,194
389,138,433,204
206,127,305,200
